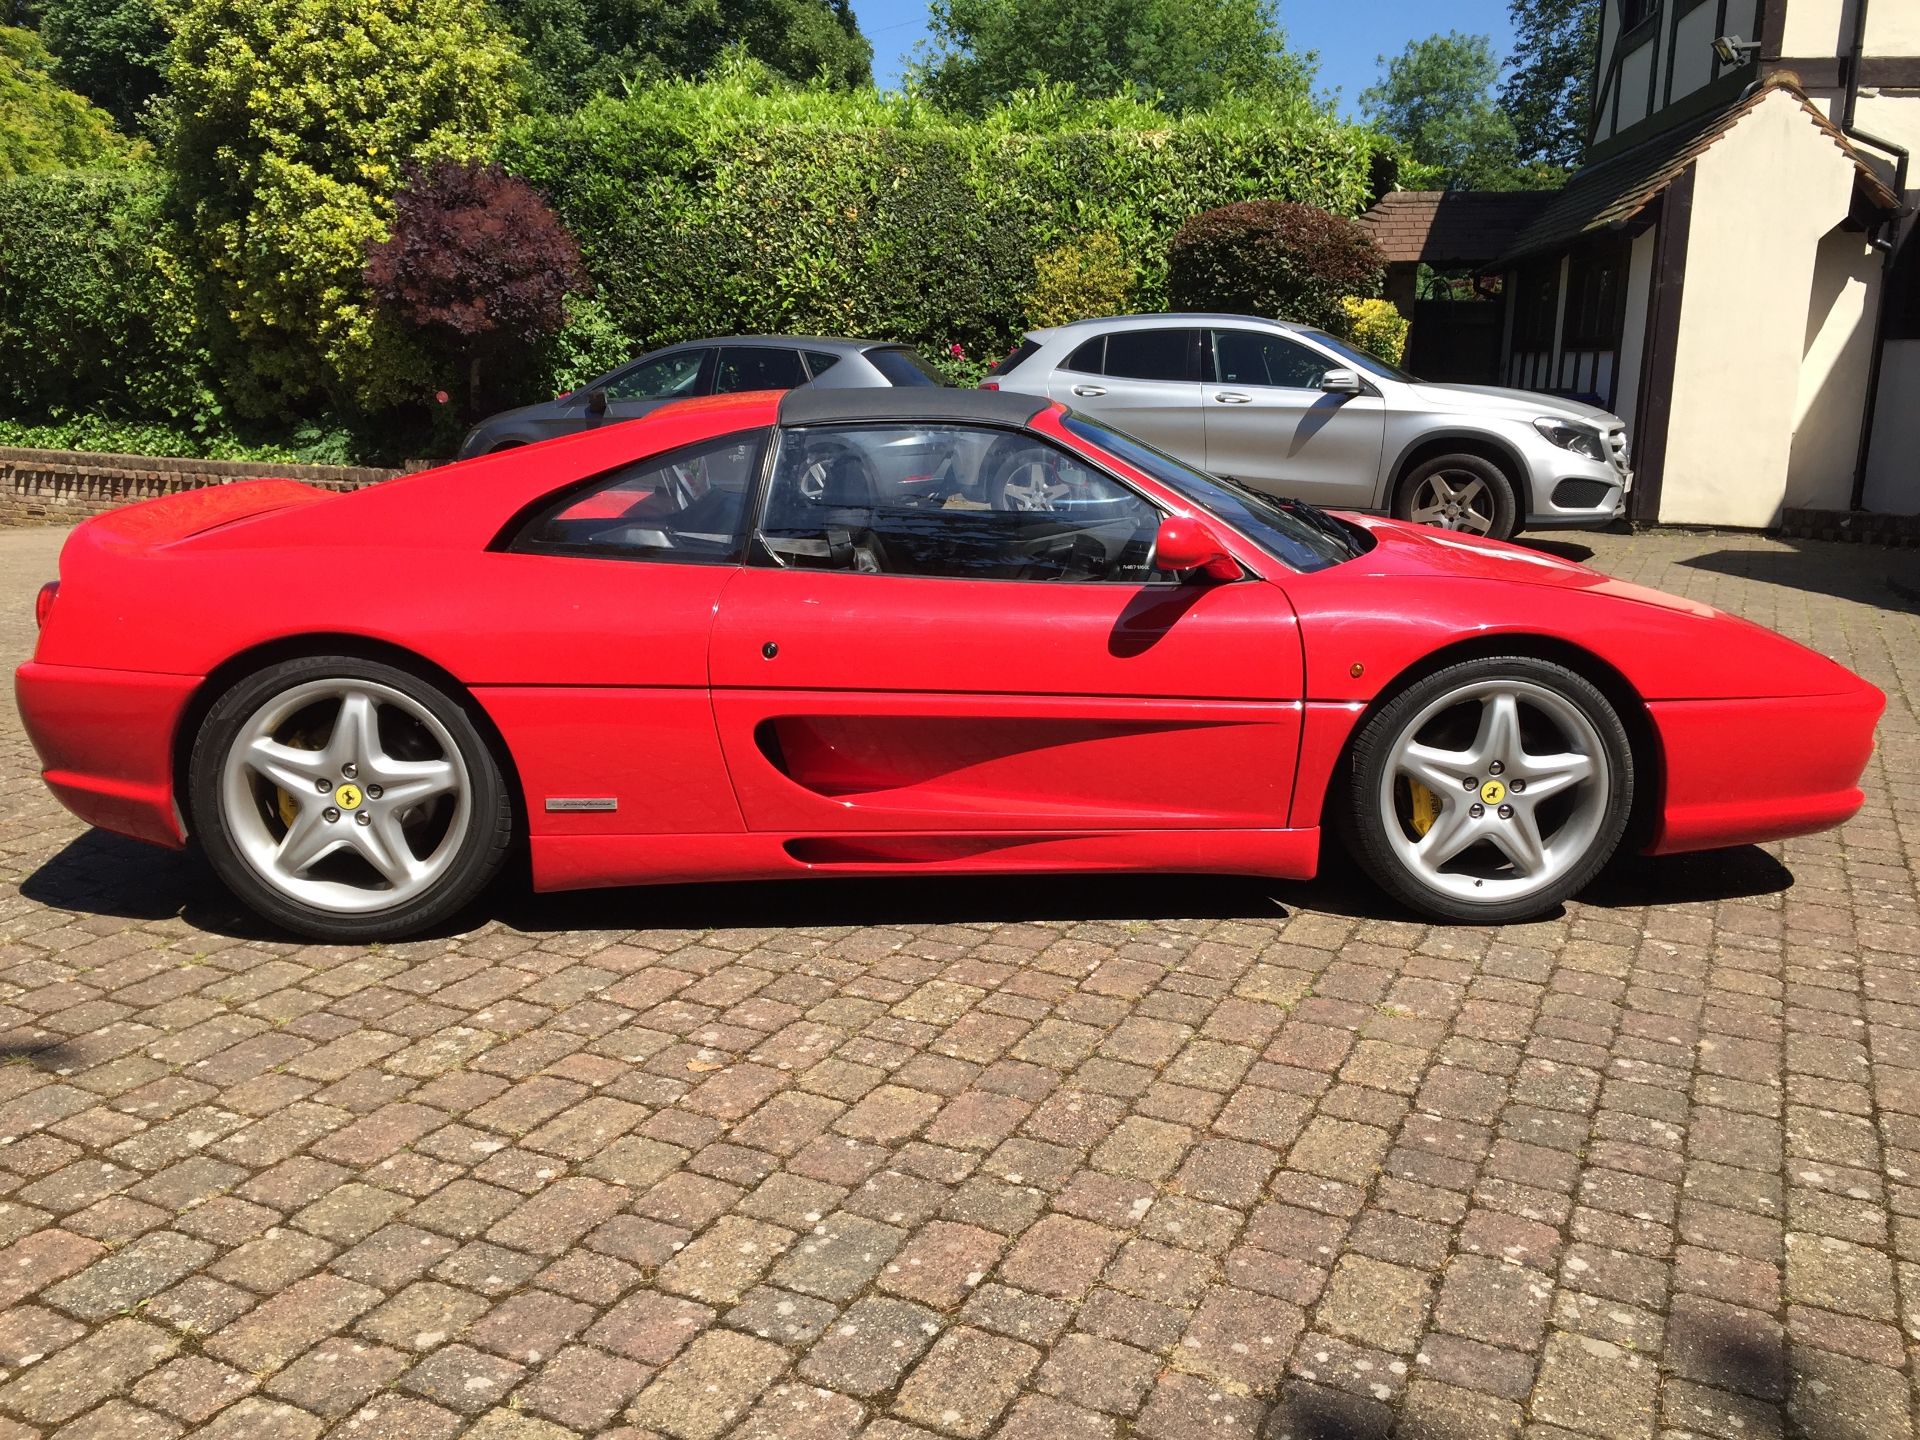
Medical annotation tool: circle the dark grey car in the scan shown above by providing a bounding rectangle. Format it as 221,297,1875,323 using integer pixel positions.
456,336,947,459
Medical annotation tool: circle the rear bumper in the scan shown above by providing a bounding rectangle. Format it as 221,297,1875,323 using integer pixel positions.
1646,685,1884,854
16,662,197,849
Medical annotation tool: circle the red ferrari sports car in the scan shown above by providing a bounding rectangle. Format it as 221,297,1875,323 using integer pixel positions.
19,388,1882,940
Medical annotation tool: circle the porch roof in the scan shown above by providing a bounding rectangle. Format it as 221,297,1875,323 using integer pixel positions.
1499,78,1901,265
1358,190,1555,268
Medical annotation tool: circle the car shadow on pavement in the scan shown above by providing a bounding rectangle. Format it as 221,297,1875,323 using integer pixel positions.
1516,536,1597,563
1679,542,1920,611
22,827,1793,943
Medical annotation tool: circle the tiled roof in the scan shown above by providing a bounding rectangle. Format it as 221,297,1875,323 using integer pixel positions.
1499,78,1901,263
1358,190,1555,266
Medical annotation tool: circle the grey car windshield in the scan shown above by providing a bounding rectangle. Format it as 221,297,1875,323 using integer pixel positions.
1297,329,1419,384
1063,414,1359,572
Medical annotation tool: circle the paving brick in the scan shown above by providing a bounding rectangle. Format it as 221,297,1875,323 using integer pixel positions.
624,1327,789,1439
892,1326,1038,1436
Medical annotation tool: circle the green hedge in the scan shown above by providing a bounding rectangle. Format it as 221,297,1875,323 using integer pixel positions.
0,167,208,421
503,76,1382,383
0,75,1382,461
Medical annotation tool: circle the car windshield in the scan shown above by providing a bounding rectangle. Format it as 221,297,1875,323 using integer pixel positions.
1298,329,1419,383
1062,413,1362,572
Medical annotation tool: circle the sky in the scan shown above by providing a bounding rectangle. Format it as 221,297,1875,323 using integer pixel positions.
849,0,1520,117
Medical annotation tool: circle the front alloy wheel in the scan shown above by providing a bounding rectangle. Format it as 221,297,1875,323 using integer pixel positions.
1395,454,1519,540
191,656,512,940
1342,657,1633,922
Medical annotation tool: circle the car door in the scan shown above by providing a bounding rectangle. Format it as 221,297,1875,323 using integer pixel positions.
708,419,1304,839
1203,328,1386,509
480,427,768,851
1046,327,1208,463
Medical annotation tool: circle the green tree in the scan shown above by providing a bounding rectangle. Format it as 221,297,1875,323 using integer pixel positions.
495,0,870,110
915,0,1314,115
1503,0,1598,170
160,0,524,417
1361,31,1520,190
0,24,139,176
37,0,167,126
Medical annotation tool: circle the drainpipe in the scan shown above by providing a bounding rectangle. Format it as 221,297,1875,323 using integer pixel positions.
1839,0,1911,511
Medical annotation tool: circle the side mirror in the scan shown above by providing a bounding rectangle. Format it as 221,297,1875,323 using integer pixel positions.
1153,516,1242,581
1319,368,1361,395
585,387,609,416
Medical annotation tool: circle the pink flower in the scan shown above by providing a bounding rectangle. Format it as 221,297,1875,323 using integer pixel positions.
434,390,450,405
948,343,964,357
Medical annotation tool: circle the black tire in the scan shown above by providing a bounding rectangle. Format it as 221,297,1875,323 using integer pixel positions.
1337,656,1634,923
189,655,513,942
1393,453,1521,541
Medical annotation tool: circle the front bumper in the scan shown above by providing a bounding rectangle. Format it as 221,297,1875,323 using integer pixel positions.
1646,683,1884,854
17,662,197,849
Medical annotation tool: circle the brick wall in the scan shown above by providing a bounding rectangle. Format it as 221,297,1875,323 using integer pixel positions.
0,448,404,527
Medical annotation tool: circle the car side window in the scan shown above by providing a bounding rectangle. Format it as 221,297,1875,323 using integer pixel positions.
1212,330,1331,390
803,350,842,379
1103,329,1197,382
1063,335,1106,374
604,349,709,401
511,430,768,564
715,347,807,394
755,424,1164,584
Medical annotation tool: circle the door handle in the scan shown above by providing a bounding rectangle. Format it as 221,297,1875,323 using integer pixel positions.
1214,391,1253,404
1071,384,1107,397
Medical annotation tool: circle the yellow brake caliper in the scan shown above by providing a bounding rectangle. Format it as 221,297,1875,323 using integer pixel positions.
1407,778,1439,837
275,729,326,829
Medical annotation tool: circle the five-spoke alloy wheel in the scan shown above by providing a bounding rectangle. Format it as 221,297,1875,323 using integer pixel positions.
1341,657,1634,922
191,656,513,941
1394,453,1519,540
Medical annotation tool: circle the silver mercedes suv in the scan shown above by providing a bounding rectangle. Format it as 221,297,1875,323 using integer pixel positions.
984,314,1630,540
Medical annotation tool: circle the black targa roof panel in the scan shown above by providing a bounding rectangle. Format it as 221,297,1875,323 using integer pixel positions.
777,387,1052,427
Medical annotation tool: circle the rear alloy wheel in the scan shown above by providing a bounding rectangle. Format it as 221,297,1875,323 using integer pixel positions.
1395,453,1518,540
1340,657,1633,923
190,656,512,941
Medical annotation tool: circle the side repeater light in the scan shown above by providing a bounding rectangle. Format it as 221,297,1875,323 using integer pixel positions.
34,581,57,630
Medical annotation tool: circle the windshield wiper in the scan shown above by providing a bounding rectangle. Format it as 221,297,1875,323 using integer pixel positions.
1272,497,1356,553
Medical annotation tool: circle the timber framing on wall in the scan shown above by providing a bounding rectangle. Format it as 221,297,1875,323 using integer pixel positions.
1628,169,1695,524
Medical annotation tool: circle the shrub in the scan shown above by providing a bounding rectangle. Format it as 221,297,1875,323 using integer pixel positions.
36,0,168,126
161,0,525,419
1165,199,1383,331
0,168,210,420
0,24,141,178
1024,231,1137,328
366,160,588,416
1339,296,1408,366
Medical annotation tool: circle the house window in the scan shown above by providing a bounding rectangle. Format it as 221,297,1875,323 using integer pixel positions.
1511,260,1560,352
1619,0,1656,30
1562,246,1627,350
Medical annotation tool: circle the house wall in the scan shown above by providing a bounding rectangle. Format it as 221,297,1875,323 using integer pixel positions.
1779,0,1854,58
1855,85,1920,514
1671,4,1720,106
1785,224,1880,509
1613,226,1659,439
1659,90,1868,526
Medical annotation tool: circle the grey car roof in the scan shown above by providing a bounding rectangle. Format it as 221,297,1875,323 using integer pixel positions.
648,335,898,352
1029,313,1313,339
779,388,1051,427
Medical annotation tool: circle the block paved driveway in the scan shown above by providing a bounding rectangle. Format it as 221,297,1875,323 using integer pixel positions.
0,522,1914,1440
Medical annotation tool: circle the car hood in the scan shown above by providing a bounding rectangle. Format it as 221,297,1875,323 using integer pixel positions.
1324,515,1870,700
1402,383,1620,428
1343,514,1706,608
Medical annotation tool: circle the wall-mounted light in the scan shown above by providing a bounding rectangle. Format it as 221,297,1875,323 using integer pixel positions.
1711,34,1762,65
